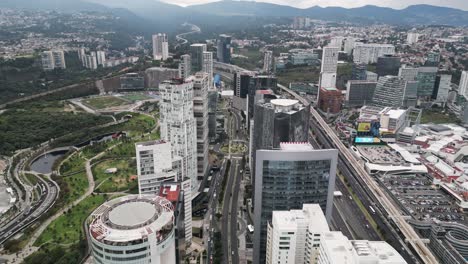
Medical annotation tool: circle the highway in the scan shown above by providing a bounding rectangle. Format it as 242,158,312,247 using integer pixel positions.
175,23,201,47
277,83,439,264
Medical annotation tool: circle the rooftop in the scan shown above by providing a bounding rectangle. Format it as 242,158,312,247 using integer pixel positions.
271,98,298,107
280,142,314,151
108,201,156,227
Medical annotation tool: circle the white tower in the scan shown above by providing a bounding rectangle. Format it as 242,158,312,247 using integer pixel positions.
153,33,169,61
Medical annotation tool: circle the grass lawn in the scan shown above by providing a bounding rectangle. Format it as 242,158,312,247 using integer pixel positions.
277,66,320,86
59,154,86,176
120,93,152,102
34,194,106,246
92,158,137,193
62,172,89,205
421,110,459,124
83,96,130,110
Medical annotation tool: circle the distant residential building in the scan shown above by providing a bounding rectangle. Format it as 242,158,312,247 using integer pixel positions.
152,33,169,61
372,76,406,107
292,17,310,29
417,67,438,98
407,32,420,44
351,63,367,80
120,73,144,90
144,67,179,89
319,47,339,88
191,73,209,181
399,65,419,81
102,56,139,68
433,74,452,103
353,43,395,64
178,54,191,80
263,50,274,74
78,47,86,62
344,37,356,55
202,51,214,88
96,51,106,66
41,50,66,70
253,143,338,264
329,36,344,50
459,71,468,99
346,80,377,107
376,55,401,77
190,44,207,72
318,87,343,114
217,34,231,63
84,52,97,70
425,52,440,67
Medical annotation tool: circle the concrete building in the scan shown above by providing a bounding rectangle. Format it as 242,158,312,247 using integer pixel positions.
318,87,342,114
366,71,378,82
376,55,401,77
399,65,419,81
96,50,106,66
434,74,452,103
89,195,176,264
266,204,330,264
160,79,198,194
344,37,356,55
41,50,66,70
144,67,179,89
404,81,419,107
353,44,395,64
346,80,377,107
178,54,191,80
459,71,468,99
208,89,218,142
263,50,274,74
329,37,344,50
319,47,339,88
217,34,232,63
372,76,406,107
253,143,338,264
152,33,169,61
417,67,438,98
84,52,97,70
202,51,214,88
351,63,367,81
120,73,145,90
190,44,207,72
407,32,420,44
191,73,209,181
247,75,278,120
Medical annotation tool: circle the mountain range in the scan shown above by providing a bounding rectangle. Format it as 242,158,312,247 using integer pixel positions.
1,0,467,29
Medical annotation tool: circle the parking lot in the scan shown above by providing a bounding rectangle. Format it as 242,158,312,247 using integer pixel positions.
357,146,406,165
382,174,467,225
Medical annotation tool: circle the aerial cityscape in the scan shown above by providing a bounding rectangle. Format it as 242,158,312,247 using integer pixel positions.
0,0,468,264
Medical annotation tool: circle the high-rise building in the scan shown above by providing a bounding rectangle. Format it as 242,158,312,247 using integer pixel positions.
425,52,440,67
433,74,452,103
416,67,438,98
96,51,106,66
78,47,86,62
208,89,218,142
266,204,330,264
403,81,418,108
190,44,207,72
376,55,401,77
292,17,310,29
144,67,179,89
234,71,254,99
248,75,278,120
160,79,198,194
344,37,356,55
178,54,191,80
152,33,169,61
217,34,232,63
365,71,378,82
263,50,274,74
253,143,338,264
459,71,468,99
372,76,406,107
41,50,66,70
407,32,420,44
398,65,419,81
89,195,177,264
329,37,344,50
191,73,209,181
318,87,343,114
202,51,214,88
84,52,98,70
346,80,377,107
353,44,395,64
351,63,367,80
319,47,339,88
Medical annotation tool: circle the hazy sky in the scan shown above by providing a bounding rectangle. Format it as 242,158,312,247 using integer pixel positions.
161,0,468,10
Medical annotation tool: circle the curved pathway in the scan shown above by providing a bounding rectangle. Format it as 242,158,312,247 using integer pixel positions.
175,23,201,47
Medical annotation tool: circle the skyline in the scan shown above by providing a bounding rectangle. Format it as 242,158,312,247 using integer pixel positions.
160,0,468,11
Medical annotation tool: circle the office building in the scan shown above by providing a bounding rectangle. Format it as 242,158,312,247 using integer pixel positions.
318,87,342,114
416,67,438,98
366,71,378,82
346,80,377,107
289,51,318,66
372,76,406,107
190,44,207,72
217,34,232,63
120,73,145,90
202,51,214,88
329,37,344,50
178,54,191,80
152,33,169,61
160,79,198,193
376,55,401,77
425,52,440,67
96,51,106,66
433,74,452,103
403,81,419,107
41,50,66,70
318,232,407,264
319,47,339,88
266,204,330,264
191,73,209,181
89,195,176,264
458,71,468,99
399,65,419,81
253,143,338,264
407,32,420,44
344,37,356,55
248,75,278,120
144,67,179,89
234,71,254,98
208,90,218,141
353,44,395,64
351,63,367,80
263,50,274,74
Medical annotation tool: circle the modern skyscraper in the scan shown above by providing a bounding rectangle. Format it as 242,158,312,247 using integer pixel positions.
253,143,338,264
403,81,418,108
190,44,207,72
202,51,214,88
178,54,191,80
416,67,438,98
407,32,420,44
433,74,452,103
266,204,330,264
376,55,401,77
234,71,254,98
353,43,395,64
263,50,274,74
41,50,66,70
372,76,406,107
351,63,367,80
248,75,278,120
152,33,169,61
459,71,468,99
398,65,419,81
346,80,377,107
217,34,232,63
319,47,339,88
160,79,198,194
191,73,209,181
96,51,106,66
